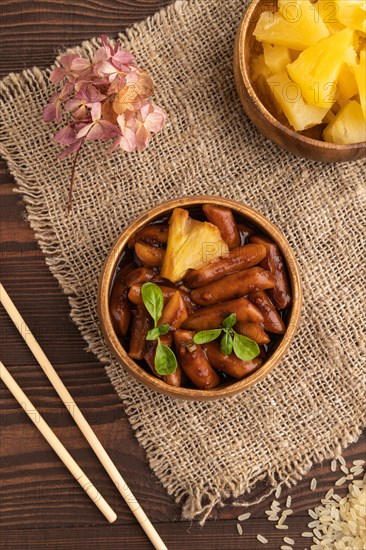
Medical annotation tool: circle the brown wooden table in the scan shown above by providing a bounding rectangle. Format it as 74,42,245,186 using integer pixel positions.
0,2,365,549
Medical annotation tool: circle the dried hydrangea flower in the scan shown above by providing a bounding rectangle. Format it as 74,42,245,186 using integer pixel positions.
43,34,167,210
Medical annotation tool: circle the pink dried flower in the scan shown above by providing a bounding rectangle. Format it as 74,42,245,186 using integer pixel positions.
43,35,167,210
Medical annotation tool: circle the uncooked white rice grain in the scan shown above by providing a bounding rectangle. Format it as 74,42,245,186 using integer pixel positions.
346,474,354,480
302,532,313,537
267,515,279,521
275,485,282,498
275,524,289,530
284,536,295,545
325,489,334,500
281,546,293,550
314,528,322,540
335,476,347,486
286,496,292,508
238,512,251,521
283,509,293,516
257,534,268,544
353,460,365,466
331,459,337,472
308,520,320,529
338,456,346,466
236,523,243,535
278,513,287,525
308,509,317,519
350,466,363,476
310,478,317,491
341,465,349,475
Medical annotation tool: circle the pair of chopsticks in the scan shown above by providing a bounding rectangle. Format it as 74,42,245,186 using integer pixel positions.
0,283,167,550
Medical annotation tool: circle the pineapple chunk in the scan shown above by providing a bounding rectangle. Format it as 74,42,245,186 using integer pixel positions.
323,100,366,143
263,43,292,74
314,0,346,35
287,28,354,108
354,49,366,117
338,64,359,101
160,208,229,283
251,54,272,82
335,0,366,33
338,46,359,101
266,71,329,131
254,3,329,51
251,55,283,114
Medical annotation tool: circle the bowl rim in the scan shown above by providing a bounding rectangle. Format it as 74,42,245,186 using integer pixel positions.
98,195,303,401
237,0,366,151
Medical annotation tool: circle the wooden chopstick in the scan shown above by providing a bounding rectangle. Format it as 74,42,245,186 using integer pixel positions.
0,361,117,524
0,283,167,550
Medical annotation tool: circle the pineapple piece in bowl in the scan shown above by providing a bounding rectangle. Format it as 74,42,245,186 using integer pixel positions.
160,208,229,283
266,71,329,131
287,28,355,108
253,0,329,50
323,100,366,144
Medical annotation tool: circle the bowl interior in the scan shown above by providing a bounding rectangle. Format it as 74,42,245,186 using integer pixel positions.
98,196,302,401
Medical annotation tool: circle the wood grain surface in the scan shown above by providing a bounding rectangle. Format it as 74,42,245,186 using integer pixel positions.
0,2,365,549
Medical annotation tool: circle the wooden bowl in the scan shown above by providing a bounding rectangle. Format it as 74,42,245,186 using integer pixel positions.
233,0,366,162
98,196,303,401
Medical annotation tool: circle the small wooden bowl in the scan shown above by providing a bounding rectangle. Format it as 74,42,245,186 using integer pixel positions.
98,196,302,401
233,0,366,162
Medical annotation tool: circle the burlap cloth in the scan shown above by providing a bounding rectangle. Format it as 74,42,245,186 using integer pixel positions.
1,0,365,524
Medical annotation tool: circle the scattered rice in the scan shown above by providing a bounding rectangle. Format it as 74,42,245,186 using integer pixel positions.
325,489,334,500
302,532,313,537
308,520,320,529
350,466,363,475
275,524,289,530
335,476,347,486
280,546,293,550
340,465,349,475
236,523,243,535
257,534,268,544
346,474,354,481
267,515,279,521
271,499,280,509
283,509,293,516
284,536,295,545
278,513,287,526
338,456,346,466
331,460,337,472
286,496,292,508
309,509,318,519
311,478,317,491
275,485,282,498
353,460,365,466
305,477,366,549
238,512,251,521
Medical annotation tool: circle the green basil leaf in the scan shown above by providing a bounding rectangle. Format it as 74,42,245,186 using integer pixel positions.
220,332,233,356
146,324,170,341
141,282,164,325
222,313,237,330
146,327,161,341
193,329,222,345
233,333,260,361
158,323,170,336
155,340,178,376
